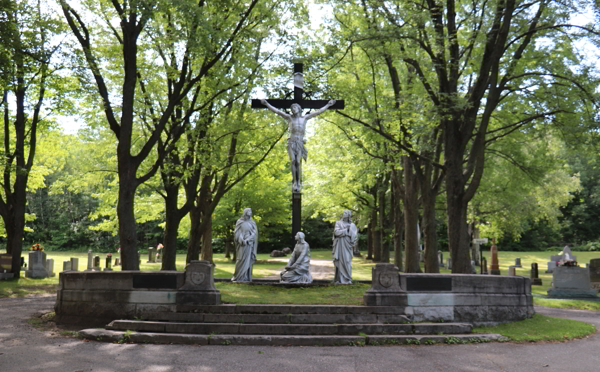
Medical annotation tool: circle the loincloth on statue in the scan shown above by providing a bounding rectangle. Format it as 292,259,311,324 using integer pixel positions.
287,138,308,161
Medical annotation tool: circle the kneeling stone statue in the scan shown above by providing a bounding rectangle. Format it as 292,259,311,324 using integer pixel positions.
280,232,313,283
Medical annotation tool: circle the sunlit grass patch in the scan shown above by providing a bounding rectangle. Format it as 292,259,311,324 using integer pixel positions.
216,282,369,305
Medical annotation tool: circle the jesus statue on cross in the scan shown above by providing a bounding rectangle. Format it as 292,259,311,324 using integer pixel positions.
260,99,336,192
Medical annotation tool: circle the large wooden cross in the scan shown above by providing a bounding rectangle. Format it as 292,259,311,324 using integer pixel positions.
252,63,344,240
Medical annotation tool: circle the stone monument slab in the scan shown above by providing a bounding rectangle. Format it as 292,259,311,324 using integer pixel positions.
364,263,407,306
548,266,597,298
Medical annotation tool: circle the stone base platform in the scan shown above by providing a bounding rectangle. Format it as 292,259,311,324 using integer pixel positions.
80,328,506,346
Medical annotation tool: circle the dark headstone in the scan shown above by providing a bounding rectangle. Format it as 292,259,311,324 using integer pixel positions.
406,276,452,292
282,247,292,255
133,273,178,289
531,263,542,285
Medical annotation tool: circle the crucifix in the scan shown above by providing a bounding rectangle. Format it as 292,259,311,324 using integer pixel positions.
252,63,344,239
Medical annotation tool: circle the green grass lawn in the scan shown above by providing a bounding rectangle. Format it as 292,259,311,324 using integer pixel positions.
473,314,597,342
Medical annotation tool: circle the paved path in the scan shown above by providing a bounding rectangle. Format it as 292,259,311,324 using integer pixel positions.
1,296,599,372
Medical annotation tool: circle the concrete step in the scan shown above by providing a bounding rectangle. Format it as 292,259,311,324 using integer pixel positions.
140,312,411,324
175,304,408,315
106,320,472,335
80,328,505,346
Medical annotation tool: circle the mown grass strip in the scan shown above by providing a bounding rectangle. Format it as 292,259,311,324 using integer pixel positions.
473,314,596,342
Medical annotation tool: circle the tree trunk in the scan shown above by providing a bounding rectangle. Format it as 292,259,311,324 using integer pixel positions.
367,219,373,260
422,184,439,273
392,170,404,271
6,205,26,278
372,184,381,262
161,187,181,270
379,173,390,263
445,139,472,273
117,168,139,270
404,156,421,273
200,200,213,263
186,205,202,263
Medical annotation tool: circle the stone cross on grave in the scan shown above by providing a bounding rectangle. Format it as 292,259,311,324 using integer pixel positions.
252,63,344,239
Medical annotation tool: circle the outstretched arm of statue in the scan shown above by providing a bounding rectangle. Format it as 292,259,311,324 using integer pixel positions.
261,99,291,120
305,99,336,120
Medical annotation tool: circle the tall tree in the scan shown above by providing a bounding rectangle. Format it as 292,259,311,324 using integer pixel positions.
0,0,66,276
59,0,272,269
332,0,599,272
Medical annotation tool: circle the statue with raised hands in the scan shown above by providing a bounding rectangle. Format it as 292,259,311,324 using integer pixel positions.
260,99,336,192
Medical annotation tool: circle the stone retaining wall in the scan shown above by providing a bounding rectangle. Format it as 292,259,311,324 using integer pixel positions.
55,261,219,326
400,273,534,326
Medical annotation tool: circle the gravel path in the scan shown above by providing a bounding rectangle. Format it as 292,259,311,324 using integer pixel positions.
1,296,599,372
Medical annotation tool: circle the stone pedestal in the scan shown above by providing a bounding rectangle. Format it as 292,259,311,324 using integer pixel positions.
548,266,597,298
178,260,220,305
25,251,48,278
364,263,407,306
531,262,542,285
508,266,516,276
292,192,301,245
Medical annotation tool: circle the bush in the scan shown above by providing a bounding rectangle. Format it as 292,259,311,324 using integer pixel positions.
573,241,600,252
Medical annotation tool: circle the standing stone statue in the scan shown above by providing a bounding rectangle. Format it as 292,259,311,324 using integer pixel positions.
231,208,259,282
260,99,336,192
332,210,358,284
280,232,313,283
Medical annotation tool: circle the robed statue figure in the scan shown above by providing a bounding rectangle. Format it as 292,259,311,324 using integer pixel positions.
231,208,259,282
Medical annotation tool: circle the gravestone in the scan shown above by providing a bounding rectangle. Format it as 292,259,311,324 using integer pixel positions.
471,260,477,274
546,248,577,273
138,250,141,265
25,250,48,278
548,266,597,298
70,257,79,271
364,263,407,306
46,259,56,277
589,258,600,291
63,260,72,272
178,260,221,304
531,262,542,285
480,257,488,275
0,253,13,279
508,266,516,276
438,251,445,268
447,257,452,270
85,250,94,271
515,257,522,268
93,255,101,270
490,239,501,275
282,247,292,255
419,251,425,263
104,255,113,271
147,247,156,263
115,258,121,266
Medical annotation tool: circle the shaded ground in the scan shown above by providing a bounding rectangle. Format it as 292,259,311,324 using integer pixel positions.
1,295,599,372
